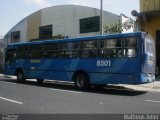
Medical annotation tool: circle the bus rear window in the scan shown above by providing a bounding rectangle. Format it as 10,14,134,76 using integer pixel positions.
145,36,155,57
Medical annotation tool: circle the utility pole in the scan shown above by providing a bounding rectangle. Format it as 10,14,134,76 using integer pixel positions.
100,0,103,35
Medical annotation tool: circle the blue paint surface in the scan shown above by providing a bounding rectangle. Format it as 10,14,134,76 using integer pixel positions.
4,32,156,85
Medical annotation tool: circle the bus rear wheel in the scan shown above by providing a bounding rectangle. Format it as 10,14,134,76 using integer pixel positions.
74,73,90,90
16,71,25,83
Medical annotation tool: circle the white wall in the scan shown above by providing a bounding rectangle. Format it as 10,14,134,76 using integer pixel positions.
41,5,76,38
5,5,120,45
0,39,3,53
41,5,120,38
4,18,27,47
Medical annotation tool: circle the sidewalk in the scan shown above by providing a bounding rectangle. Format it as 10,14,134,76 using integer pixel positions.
0,73,5,79
0,74,16,79
119,77,160,91
121,81,160,91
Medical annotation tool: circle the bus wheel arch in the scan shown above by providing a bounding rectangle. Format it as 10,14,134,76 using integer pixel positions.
15,68,25,83
73,70,90,89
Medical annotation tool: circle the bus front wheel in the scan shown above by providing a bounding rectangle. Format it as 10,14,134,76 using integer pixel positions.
37,79,44,85
16,71,25,83
74,73,90,90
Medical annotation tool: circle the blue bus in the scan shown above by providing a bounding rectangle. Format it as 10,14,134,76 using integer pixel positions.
4,32,156,89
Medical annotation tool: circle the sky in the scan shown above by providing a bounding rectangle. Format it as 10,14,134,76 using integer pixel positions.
0,0,139,37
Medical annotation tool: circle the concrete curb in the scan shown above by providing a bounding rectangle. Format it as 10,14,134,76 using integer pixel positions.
119,81,160,91
0,74,16,79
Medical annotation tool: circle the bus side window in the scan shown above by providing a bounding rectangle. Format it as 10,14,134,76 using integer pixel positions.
5,49,16,64
117,49,122,57
123,37,138,58
60,42,78,58
99,39,122,58
31,45,42,58
80,40,97,58
124,48,137,58
5,52,11,63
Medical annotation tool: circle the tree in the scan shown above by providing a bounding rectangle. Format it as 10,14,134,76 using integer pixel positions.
123,18,134,31
104,19,134,34
104,23,122,34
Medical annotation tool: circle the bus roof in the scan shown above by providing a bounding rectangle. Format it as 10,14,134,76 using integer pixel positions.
8,32,145,47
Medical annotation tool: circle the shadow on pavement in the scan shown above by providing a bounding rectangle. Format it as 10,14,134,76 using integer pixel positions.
0,78,147,96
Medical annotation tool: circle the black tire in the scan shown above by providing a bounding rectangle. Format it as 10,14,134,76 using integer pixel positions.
37,79,44,85
93,85,106,89
74,73,90,90
16,70,25,83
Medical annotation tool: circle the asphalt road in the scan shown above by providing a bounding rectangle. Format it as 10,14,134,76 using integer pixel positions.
0,78,160,114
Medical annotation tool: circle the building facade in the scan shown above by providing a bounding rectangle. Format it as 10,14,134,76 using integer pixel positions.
4,5,120,49
133,0,160,73
141,0,160,73
0,37,4,72
140,0,160,41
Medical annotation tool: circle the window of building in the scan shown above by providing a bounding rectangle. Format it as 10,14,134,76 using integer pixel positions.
39,25,52,39
11,31,20,43
80,16,100,33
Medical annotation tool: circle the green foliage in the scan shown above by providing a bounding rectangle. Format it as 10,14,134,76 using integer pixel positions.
104,23,122,34
104,19,134,34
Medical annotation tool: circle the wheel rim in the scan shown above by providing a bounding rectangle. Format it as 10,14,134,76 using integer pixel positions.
76,77,85,88
17,73,23,80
